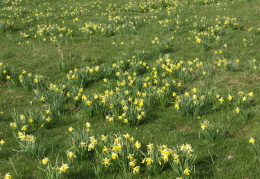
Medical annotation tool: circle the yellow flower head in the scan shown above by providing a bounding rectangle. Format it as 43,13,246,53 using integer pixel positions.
9,122,17,128
201,124,206,130
59,164,69,172
123,133,130,139
249,137,255,144
4,173,11,179
184,168,190,176
234,107,240,113
132,166,140,174
42,157,49,165
0,139,5,145
103,157,110,167
129,160,136,167
85,122,91,128
134,141,141,149
21,125,28,131
68,127,74,132
67,151,76,159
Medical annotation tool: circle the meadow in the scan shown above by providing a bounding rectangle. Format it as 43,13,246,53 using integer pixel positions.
0,0,259,178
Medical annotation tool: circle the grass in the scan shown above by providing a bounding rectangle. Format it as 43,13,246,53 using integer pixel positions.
0,0,260,178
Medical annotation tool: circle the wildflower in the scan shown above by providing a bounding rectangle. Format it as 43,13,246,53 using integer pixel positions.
101,135,107,141
21,125,28,131
234,107,240,113
67,151,76,159
180,144,193,154
248,92,253,97
46,117,51,122
85,122,91,128
123,106,128,111
227,94,233,101
88,143,95,151
129,137,134,143
9,122,17,128
59,164,69,172
42,157,49,165
137,115,142,120
80,142,86,147
103,146,109,153
20,115,25,120
123,133,130,139
108,116,113,122
133,166,140,174
219,97,224,104
128,154,134,161
45,109,50,114
103,157,111,167
238,91,244,95
147,143,153,150
27,134,35,142
201,124,206,130
129,160,136,167
29,117,33,123
134,141,141,149
192,88,197,93
0,139,5,145
4,173,11,179
146,157,153,165
184,168,190,176
68,127,74,132
249,137,255,144
111,152,118,159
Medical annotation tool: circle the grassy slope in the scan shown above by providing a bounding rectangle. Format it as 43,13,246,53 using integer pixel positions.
0,0,260,178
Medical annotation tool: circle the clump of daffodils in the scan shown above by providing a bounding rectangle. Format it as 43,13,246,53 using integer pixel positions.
200,120,227,141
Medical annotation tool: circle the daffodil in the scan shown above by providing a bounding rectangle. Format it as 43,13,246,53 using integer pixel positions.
67,151,76,159
249,137,255,144
4,173,11,179
132,166,140,174
0,139,5,145
123,133,130,139
59,164,69,172
184,168,190,175
111,152,118,159
234,107,240,113
85,122,91,128
42,157,49,165
134,141,141,149
103,157,110,167
68,127,74,132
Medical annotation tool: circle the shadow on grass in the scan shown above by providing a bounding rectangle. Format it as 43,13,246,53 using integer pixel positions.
138,108,159,126
66,170,95,179
195,155,216,178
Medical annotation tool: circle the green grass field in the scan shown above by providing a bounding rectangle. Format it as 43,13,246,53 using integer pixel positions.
0,0,260,178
